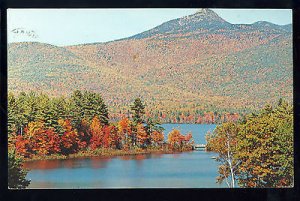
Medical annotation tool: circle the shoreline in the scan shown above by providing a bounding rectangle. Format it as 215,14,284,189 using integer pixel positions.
23,147,194,163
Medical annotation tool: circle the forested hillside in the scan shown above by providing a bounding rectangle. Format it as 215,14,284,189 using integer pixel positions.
8,9,293,123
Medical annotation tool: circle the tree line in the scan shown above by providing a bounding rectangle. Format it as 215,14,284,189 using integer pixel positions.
206,99,293,188
8,91,194,157
110,109,242,124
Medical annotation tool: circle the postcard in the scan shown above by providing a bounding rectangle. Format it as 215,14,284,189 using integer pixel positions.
7,8,293,189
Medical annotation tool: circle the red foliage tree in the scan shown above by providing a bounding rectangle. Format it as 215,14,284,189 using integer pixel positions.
58,119,80,155
15,135,31,157
15,121,61,157
102,125,114,148
77,118,91,149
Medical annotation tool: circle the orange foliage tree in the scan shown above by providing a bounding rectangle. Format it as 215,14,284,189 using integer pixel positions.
136,123,148,148
167,129,193,150
150,131,164,148
167,129,183,150
89,116,104,150
117,118,132,149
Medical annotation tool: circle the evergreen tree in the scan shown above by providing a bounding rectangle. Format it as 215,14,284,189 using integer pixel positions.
145,118,164,146
50,97,68,131
8,151,30,189
35,93,51,125
14,92,34,135
70,90,84,127
130,98,145,124
8,93,19,135
82,91,108,125
70,90,109,127
23,92,39,123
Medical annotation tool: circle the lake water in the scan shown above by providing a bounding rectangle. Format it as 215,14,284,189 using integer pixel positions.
24,124,227,188
162,123,217,144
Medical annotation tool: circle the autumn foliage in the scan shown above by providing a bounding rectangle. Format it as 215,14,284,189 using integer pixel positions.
11,117,170,157
89,116,104,150
206,99,293,188
8,91,233,159
8,92,195,162
150,131,164,147
167,129,194,150
14,121,61,157
58,119,81,155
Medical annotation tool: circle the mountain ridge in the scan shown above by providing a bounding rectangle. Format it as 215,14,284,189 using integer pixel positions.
122,9,291,41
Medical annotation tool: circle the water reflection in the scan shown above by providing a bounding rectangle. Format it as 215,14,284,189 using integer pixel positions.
24,160,62,170
25,151,225,188
118,153,163,161
90,158,111,169
135,154,146,160
24,124,222,188
172,153,182,159
149,153,163,159
118,155,132,161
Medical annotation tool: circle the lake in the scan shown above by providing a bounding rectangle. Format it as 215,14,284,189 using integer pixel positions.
24,123,227,188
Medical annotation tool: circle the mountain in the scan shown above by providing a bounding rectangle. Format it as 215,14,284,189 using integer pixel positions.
125,9,291,40
8,9,293,119
126,9,232,40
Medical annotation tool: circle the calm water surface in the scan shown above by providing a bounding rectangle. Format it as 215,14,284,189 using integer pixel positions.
162,123,217,144
24,124,226,188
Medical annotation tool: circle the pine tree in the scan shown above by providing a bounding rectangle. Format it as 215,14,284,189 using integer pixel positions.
8,93,19,135
70,90,109,127
129,98,145,148
130,98,145,124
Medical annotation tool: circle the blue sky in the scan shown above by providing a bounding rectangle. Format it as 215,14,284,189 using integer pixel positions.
7,9,292,46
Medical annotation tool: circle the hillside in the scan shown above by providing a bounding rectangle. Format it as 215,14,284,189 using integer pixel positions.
8,9,293,121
